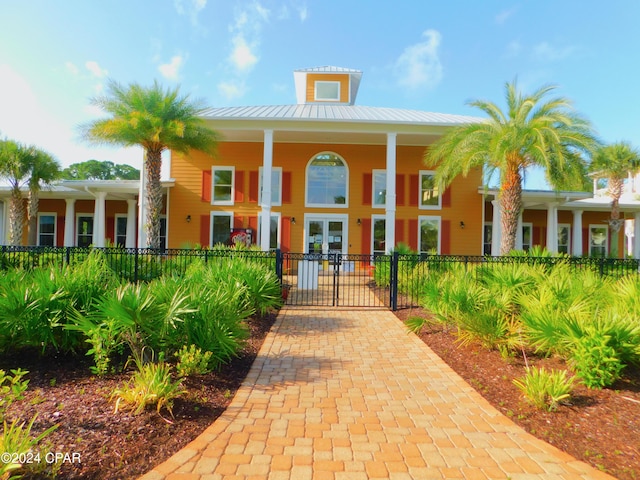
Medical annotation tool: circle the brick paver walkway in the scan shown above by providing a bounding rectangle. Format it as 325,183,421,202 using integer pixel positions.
141,305,614,480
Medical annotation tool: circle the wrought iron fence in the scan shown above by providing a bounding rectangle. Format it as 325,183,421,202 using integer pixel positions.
1,246,639,310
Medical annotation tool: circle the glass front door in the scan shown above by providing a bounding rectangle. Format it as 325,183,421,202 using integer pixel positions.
305,217,347,255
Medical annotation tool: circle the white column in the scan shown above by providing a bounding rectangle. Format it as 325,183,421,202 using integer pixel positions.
491,200,502,256
572,210,583,256
634,212,640,259
260,129,273,251
515,212,523,250
138,163,148,248
93,191,107,248
546,203,558,253
126,199,137,248
63,198,76,247
385,133,397,254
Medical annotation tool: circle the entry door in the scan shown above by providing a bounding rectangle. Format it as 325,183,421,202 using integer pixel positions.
305,217,347,256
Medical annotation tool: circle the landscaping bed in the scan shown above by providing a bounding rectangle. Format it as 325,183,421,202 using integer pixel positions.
394,306,640,480
1,314,275,480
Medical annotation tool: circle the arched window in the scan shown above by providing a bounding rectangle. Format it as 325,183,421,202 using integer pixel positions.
305,152,348,207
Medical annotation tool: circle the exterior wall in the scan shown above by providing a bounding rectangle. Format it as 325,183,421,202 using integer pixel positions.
169,142,484,255
305,73,350,103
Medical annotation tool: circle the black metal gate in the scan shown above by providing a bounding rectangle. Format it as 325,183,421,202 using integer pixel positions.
277,252,393,308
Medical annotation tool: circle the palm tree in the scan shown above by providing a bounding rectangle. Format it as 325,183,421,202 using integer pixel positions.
0,139,31,245
81,80,218,249
26,148,61,245
425,81,599,255
589,141,640,257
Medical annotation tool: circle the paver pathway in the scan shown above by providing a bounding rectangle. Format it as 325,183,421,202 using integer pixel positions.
141,305,614,480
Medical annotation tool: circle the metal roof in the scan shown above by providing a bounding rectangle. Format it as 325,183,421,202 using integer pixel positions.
293,66,362,73
201,104,481,127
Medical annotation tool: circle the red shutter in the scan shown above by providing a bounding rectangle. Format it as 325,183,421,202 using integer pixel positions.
200,215,210,247
234,216,244,229
249,171,259,203
361,218,371,255
234,170,244,203
106,216,115,244
533,226,541,247
396,174,405,206
248,216,258,243
56,216,64,247
363,173,372,206
409,174,419,207
281,217,292,253
442,187,451,208
395,219,404,245
441,220,451,254
201,170,211,203
582,228,588,255
282,172,292,204
408,219,418,251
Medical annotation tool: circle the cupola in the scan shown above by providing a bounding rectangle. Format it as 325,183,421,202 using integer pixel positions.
293,66,362,105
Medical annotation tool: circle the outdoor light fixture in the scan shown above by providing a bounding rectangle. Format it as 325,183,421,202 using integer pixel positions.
460,221,465,229
186,215,191,223
291,217,296,225
357,218,362,226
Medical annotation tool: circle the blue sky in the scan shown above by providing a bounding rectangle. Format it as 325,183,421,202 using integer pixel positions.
1,1,639,187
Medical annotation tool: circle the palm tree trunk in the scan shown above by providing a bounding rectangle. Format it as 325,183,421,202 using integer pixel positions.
499,160,523,255
608,177,624,257
27,189,39,245
145,149,163,250
9,187,25,246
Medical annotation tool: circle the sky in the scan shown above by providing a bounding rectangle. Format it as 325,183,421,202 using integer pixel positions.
1,0,639,188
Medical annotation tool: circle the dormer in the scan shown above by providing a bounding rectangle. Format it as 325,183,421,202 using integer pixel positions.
293,66,363,105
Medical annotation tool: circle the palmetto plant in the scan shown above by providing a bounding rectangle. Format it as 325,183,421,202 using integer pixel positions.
81,80,219,249
425,81,599,254
513,367,574,411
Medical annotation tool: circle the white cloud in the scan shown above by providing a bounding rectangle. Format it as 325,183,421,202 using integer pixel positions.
158,55,184,81
65,62,79,76
298,5,308,21
394,29,443,90
495,7,516,25
532,42,576,62
218,81,245,100
173,0,207,25
85,61,108,78
229,36,258,72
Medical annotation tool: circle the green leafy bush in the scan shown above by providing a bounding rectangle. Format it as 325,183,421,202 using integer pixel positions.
570,330,625,389
111,362,185,416
513,367,574,411
0,416,59,479
175,344,213,376
0,368,29,421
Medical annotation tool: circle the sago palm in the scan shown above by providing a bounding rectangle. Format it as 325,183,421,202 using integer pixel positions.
425,81,599,254
81,80,219,249
26,148,61,245
0,139,31,245
589,141,640,256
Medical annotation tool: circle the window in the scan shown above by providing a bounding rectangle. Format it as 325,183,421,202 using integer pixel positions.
483,223,492,255
589,225,608,257
419,216,441,254
314,81,340,101
258,213,280,250
419,171,441,209
372,216,386,255
159,216,167,250
37,213,56,246
212,167,235,205
522,223,533,251
210,213,233,247
306,152,348,207
115,216,127,248
372,170,386,208
558,224,571,254
259,167,282,206
77,215,93,247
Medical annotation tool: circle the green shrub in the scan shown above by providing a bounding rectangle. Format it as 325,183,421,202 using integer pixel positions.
0,416,59,479
0,369,29,421
513,367,574,411
175,345,213,376
111,362,184,416
570,330,625,389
